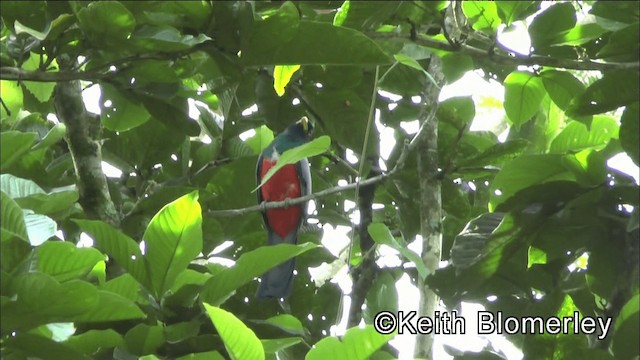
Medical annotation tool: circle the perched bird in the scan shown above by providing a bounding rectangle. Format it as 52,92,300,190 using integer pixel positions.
256,117,313,299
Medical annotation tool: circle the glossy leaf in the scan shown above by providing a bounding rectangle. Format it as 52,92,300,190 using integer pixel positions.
143,191,202,297
504,71,546,126
204,303,265,360
36,241,105,282
200,242,318,306
306,325,395,360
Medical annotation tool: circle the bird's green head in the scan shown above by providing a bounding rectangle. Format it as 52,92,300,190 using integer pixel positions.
270,117,314,154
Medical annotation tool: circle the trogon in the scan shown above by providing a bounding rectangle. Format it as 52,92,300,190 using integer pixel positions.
256,117,313,299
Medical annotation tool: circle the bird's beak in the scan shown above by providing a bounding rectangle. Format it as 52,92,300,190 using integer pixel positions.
298,116,310,134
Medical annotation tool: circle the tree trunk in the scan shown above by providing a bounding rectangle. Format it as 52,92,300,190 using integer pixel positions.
414,56,445,359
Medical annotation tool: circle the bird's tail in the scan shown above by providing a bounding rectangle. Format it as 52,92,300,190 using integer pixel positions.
256,231,297,299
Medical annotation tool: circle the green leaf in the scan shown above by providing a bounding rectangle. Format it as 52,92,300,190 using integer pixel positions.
549,116,619,153
31,123,66,150
73,219,150,291
489,155,575,211
0,80,24,120
144,191,202,297
203,303,265,360
100,83,150,131
4,333,90,360
459,139,529,167
306,325,394,360
333,0,350,26
244,125,275,154
273,65,301,96
612,294,640,360
620,102,639,166
262,337,303,354
596,23,639,62
393,54,425,73
1,190,29,242
528,2,576,49
462,1,502,33
63,329,123,356
527,246,547,268
1,273,99,332
567,70,640,116
368,223,429,280
76,1,136,44
1,173,42,197
262,314,305,336
73,290,145,322
0,131,37,170
22,55,56,103
200,242,318,306
441,53,474,83
551,23,608,47
255,135,330,192
102,273,145,303
24,210,57,246
130,25,211,52
124,324,165,356
36,241,105,282
140,95,201,137
504,71,546,126
540,70,586,111
496,1,539,26
437,96,476,130
242,14,390,66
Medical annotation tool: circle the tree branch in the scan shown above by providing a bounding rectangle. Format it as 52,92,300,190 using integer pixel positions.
372,33,640,72
206,144,408,217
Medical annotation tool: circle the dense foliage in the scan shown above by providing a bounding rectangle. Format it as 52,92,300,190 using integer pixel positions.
1,1,638,359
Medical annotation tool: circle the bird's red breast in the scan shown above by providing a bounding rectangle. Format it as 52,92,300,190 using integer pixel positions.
259,159,303,239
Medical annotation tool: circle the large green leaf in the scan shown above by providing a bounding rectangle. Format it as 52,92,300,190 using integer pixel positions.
35,241,105,282
305,325,395,360
528,2,576,49
76,1,135,44
100,83,151,131
1,273,99,332
200,242,318,306
496,1,540,26
462,1,502,33
124,324,165,356
130,25,211,52
273,64,301,96
203,303,265,360
73,219,150,290
4,333,90,360
63,329,123,356
549,116,619,153
567,70,640,116
504,71,546,126
540,70,586,111
143,191,202,297
1,190,29,242
242,4,390,66
596,23,639,62
489,154,576,210
368,223,428,280
73,290,146,322
258,314,306,336
0,131,37,170
0,80,24,120
23,210,57,246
